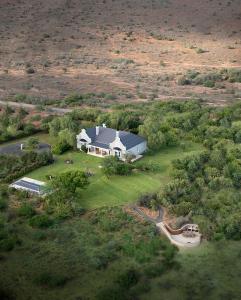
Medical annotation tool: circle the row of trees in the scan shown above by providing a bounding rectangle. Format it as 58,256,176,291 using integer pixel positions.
0,106,39,143
159,142,241,240
0,151,53,183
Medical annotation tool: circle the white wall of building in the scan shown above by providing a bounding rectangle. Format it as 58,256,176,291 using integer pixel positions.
126,141,147,156
109,136,126,151
76,129,92,149
76,127,147,159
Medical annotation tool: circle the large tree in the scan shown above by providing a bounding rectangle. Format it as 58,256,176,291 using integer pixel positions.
50,170,89,198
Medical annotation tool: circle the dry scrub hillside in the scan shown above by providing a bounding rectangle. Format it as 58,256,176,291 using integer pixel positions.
0,0,241,105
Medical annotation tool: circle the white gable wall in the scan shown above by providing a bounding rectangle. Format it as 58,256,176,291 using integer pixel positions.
126,140,147,156
76,127,147,159
76,129,92,149
110,137,126,151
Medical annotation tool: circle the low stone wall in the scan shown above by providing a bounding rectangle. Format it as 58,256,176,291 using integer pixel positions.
157,222,201,248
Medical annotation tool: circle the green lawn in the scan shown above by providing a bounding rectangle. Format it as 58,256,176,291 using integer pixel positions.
27,141,203,209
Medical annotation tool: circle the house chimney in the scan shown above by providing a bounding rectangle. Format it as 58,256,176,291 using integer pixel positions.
96,126,100,135
102,123,106,128
116,131,119,138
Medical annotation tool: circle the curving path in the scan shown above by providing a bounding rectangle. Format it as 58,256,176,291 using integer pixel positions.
156,222,201,248
131,206,201,248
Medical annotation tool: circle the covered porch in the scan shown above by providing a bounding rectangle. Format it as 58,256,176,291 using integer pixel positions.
87,145,110,158
87,144,125,160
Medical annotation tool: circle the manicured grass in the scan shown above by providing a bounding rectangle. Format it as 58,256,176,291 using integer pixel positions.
27,141,203,209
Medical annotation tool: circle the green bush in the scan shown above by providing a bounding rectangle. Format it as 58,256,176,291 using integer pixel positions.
196,48,206,54
89,254,110,270
102,156,132,176
137,193,158,208
0,288,15,300
52,141,71,155
130,278,151,294
116,269,140,289
71,203,86,216
144,262,167,278
18,203,35,218
0,237,16,252
96,286,127,300
0,198,7,210
204,80,215,88
32,230,47,241
34,272,68,287
29,214,53,228
80,144,88,153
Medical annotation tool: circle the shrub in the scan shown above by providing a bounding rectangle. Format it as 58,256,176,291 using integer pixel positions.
130,278,151,294
0,198,7,210
137,193,158,208
89,254,109,270
80,144,88,153
29,214,53,228
52,141,71,155
96,286,127,300
32,230,47,241
177,76,191,85
204,80,215,88
144,262,167,278
26,68,35,74
18,203,35,218
196,48,206,54
135,161,160,172
0,288,15,300
102,156,132,176
99,219,123,232
34,272,68,287
116,269,140,289
71,203,86,216
0,238,16,252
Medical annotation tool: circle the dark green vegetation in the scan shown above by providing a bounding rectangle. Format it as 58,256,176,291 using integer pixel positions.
162,148,241,240
102,156,133,176
0,99,241,299
0,205,178,300
0,106,39,143
3,99,241,241
143,101,241,240
14,92,120,108
144,241,241,300
178,68,241,88
46,170,89,219
0,196,240,300
0,151,53,183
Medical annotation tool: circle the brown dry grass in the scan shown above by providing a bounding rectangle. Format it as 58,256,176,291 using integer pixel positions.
0,0,240,105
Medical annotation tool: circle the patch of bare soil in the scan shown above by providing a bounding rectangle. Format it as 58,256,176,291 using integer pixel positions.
0,0,240,105
138,206,159,219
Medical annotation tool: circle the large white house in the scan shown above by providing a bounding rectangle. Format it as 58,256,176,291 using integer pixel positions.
76,124,147,160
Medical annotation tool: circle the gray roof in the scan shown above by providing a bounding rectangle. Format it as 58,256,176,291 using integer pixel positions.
91,142,110,150
86,127,145,150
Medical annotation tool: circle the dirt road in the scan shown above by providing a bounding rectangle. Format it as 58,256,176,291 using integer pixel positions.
0,100,73,115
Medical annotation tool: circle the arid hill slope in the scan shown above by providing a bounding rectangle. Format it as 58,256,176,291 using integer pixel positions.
0,0,241,105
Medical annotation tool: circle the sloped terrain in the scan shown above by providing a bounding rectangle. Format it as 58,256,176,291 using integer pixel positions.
0,0,241,104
